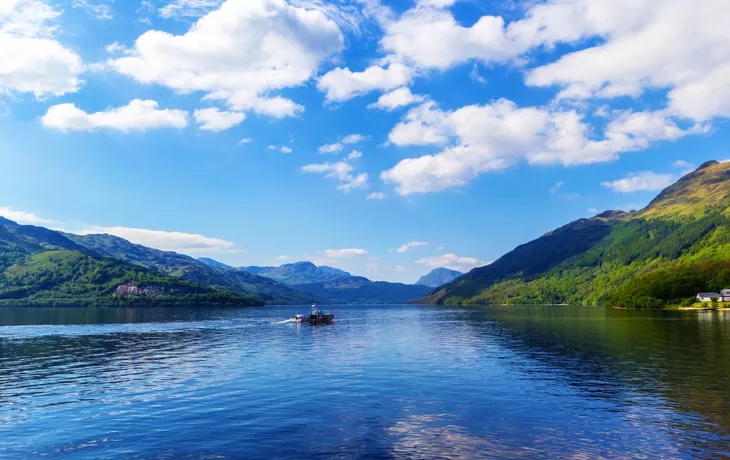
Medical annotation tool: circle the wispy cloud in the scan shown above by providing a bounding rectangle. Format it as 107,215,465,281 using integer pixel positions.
0,206,55,225
601,171,674,193
416,253,486,272
396,241,428,253
324,248,368,258
73,226,240,254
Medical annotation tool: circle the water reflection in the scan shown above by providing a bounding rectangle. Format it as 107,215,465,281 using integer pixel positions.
1,305,729,458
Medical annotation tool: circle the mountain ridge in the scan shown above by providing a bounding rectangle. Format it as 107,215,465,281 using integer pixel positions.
415,268,462,288
238,261,352,285
422,161,730,307
64,233,315,305
0,218,255,307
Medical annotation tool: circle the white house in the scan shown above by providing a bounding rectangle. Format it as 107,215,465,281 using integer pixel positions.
697,293,721,302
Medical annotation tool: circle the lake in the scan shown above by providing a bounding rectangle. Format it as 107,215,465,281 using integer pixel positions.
1,304,730,458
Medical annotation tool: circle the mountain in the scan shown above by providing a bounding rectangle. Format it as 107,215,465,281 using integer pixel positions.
422,161,730,308
293,276,432,304
64,233,316,305
0,217,254,307
239,261,352,285
415,268,462,288
197,257,235,271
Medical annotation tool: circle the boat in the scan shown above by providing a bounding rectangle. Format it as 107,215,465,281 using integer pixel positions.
294,304,334,325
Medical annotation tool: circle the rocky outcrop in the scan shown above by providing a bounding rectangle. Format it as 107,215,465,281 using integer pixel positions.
114,284,167,297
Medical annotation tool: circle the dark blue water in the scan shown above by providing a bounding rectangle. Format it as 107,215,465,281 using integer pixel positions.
2,305,730,458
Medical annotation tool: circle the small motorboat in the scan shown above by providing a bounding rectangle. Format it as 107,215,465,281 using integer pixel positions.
294,304,334,325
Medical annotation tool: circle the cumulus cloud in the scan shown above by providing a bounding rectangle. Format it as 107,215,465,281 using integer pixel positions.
367,192,385,200
342,133,367,144
317,63,413,102
41,99,188,132
324,248,368,258
0,206,55,225
193,107,245,131
319,142,343,154
0,0,83,97
601,171,675,193
109,0,343,117
416,253,485,272
347,150,362,160
381,101,704,195
74,226,238,253
396,241,428,253
368,87,426,111
301,160,369,192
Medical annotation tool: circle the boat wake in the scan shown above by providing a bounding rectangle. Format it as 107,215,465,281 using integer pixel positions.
273,319,298,324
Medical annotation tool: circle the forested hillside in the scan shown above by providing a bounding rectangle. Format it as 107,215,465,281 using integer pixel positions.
0,217,256,307
423,161,730,307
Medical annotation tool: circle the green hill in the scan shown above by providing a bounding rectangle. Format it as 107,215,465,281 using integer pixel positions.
0,217,257,307
64,233,316,305
422,161,730,308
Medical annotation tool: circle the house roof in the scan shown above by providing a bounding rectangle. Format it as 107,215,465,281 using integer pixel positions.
698,293,720,296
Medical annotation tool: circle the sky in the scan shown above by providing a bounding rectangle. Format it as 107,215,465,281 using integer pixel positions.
1,0,730,283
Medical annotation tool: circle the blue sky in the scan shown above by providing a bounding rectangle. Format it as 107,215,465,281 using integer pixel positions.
2,0,730,282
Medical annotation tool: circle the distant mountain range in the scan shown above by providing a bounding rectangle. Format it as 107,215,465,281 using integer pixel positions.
0,216,471,307
415,268,462,288
0,217,254,307
292,276,432,304
238,261,352,285
421,161,730,308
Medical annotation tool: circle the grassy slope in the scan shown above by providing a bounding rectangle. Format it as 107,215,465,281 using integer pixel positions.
0,219,258,307
425,161,730,307
64,233,316,305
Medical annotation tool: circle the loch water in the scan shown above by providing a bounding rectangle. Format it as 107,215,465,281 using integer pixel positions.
1,304,730,459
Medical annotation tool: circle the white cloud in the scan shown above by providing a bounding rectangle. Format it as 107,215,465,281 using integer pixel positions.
74,226,238,253
0,0,83,97
319,142,343,154
520,0,730,121
673,160,693,170
276,254,291,261
193,107,245,131
549,181,564,194
368,87,426,111
395,265,408,273
347,150,362,160
396,241,428,253
0,206,54,225
109,0,343,117
158,0,223,19
280,146,292,154
324,248,368,258
41,99,188,132
601,171,675,193
416,253,485,272
317,63,413,102
239,138,252,144
105,41,127,54
337,172,369,192
367,192,385,200
469,64,487,84
342,133,367,144
72,0,113,20
382,101,704,195
588,208,599,214
301,160,369,193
